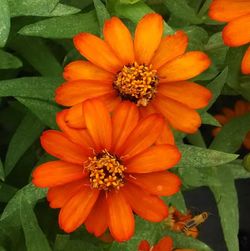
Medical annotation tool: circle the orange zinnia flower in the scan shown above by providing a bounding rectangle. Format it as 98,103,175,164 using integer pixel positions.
55,13,212,135
165,206,198,238
209,0,250,74
213,100,250,149
32,98,181,242
138,236,196,251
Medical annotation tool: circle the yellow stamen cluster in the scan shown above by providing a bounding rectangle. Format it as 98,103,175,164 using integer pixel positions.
113,62,159,106
84,150,126,191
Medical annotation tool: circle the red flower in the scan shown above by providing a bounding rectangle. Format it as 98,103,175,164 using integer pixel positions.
32,99,181,242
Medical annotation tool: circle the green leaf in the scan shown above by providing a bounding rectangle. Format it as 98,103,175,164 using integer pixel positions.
54,239,101,251
93,0,110,36
243,154,250,173
0,159,4,181
0,77,62,101
109,219,161,251
176,144,238,168
197,0,212,17
4,112,45,176
60,0,93,10
164,192,187,213
205,32,228,68
210,113,250,153
20,198,51,251
0,184,46,247
44,3,81,16
9,37,62,76
0,50,22,69
0,0,10,47
192,64,219,81
163,230,213,251
16,97,61,129
183,26,208,51
0,183,17,203
209,166,239,251
227,161,250,180
111,1,173,35
204,67,228,111
18,11,99,39
226,46,246,89
163,0,203,24
201,112,221,126
238,76,250,101
186,130,206,148
120,0,141,3
8,0,58,17
1,183,46,221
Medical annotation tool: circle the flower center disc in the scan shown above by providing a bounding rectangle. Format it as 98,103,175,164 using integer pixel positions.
85,150,125,191
113,62,159,106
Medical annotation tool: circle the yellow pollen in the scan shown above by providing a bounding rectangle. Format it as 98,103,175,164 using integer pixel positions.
84,150,125,191
113,62,159,106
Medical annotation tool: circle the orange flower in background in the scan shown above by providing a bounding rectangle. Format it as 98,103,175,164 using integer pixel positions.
32,98,181,242
56,13,212,135
213,100,250,149
165,206,198,238
209,0,250,74
138,236,196,251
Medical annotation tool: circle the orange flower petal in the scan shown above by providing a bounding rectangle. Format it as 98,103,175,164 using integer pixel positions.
152,95,201,133
127,171,181,196
139,106,175,145
120,114,164,158
138,240,151,251
40,130,89,164
64,104,86,129
103,17,135,65
56,110,94,149
125,145,180,173
85,194,108,237
47,179,87,208
63,94,120,129
242,45,250,74
32,160,85,188
151,31,188,69
107,190,134,242
209,0,250,22
134,13,163,64
83,99,112,151
158,51,211,82
111,101,139,153
99,92,121,113
153,236,173,251
122,182,168,222
59,187,100,233
63,60,114,81
55,80,114,106
73,33,123,73
222,14,250,47
156,122,175,145
158,81,212,109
